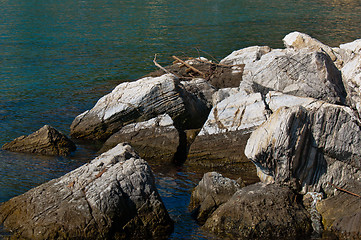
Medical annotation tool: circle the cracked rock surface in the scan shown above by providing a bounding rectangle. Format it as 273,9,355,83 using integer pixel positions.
0,143,173,239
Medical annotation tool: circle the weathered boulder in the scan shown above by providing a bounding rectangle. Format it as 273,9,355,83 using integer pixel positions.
317,182,361,239
341,54,361,117
70,74,210,141
340,39,361,53
203,182,312,239
0,143,174,239
283,31,337,61
187,90,269,174
189,172,243,224
245,102,361,194
100,114,180,162
1,125,76,156
241,49,346,104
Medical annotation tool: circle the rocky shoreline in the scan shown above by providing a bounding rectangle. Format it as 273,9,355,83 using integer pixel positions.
1,32,361,239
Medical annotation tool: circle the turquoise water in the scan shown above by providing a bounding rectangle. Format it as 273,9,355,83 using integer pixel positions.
1,0,360,238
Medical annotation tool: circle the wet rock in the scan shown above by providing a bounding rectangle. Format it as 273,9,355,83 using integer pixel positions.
100,114,180,162
203,182,312,239
0,143,174,240
187,90,268,173
317,182,361,239
70,74,210,141
341,54,361,117
189,172,243,224
1,125,76,156
245,102,361,194
241,49,346,104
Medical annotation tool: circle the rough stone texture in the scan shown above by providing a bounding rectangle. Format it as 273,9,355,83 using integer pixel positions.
283,31,337,61
341,54,361,117
317,182,361,239
187,91,268,173
70,74,210,141
180,78,216,109
2,125,76,156
100,114,180,162
203,183,312,239
0,143,174,240
245,103,361,194
340,39,361,53
189,172,243,224
241,49,346,104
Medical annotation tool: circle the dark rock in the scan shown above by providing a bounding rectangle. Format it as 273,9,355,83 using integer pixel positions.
2,125,76,156
189,172,243,224
100,114,180,163
0,143,174,240
203,183,312,239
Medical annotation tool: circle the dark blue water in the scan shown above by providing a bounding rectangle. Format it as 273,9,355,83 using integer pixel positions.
1,0,361,238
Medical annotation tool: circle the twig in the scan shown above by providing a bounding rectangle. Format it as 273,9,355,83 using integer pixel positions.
172,55,206,78
153,54,171,74
194,47,220,63
328,182,361,198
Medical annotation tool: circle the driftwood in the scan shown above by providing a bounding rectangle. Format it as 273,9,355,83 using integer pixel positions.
153,54,173,75
172,55,206,77
328,182,361,199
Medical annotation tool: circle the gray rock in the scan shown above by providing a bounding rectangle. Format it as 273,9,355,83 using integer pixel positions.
189,172,243,224
100,114,180,163
180,78,217,109
1,125,76,156
242,49,346,104
0,143,174,239
245,103,361,194
187,90,268,173
203,183,312,239
70,74,210,141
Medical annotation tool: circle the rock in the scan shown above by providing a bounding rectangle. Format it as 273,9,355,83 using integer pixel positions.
70,74,210,141
189,172,243,224
241,49,346,104
219,46,272,73
340,39,361,53
283,31,337,61
180,78,217,109
1,125,76,156
341,54,361,117
0,143,174,239
187,90,269,174
317,182,361,239
245,102,361,194
203,182,312,239
100,114,180,163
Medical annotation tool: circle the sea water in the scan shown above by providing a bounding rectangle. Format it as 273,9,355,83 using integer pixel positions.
1,0,360,238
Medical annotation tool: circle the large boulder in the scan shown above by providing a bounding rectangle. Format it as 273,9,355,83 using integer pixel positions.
70,74,210,141
0,143,174,239
100,114,180,162
187,90,269,174
245,101,361,194
1,125,76,156
241,49,346,104
189,172,243,224
203,183,312,239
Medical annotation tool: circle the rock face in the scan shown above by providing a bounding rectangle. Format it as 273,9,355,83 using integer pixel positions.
241,49,346,104
203,183,312,239
100,114,180,162
0,143,174,240
1,125,76,156
317,183,361,239
189,172,243,224
70,74,210,141
187,90,268,173
245,102,361,194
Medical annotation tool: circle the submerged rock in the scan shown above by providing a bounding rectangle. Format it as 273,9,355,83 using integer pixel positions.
189,172,243,224
1,125,76,156
203,183,312,239
100,114,180,162
70,74,210,141
0,143,174,239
